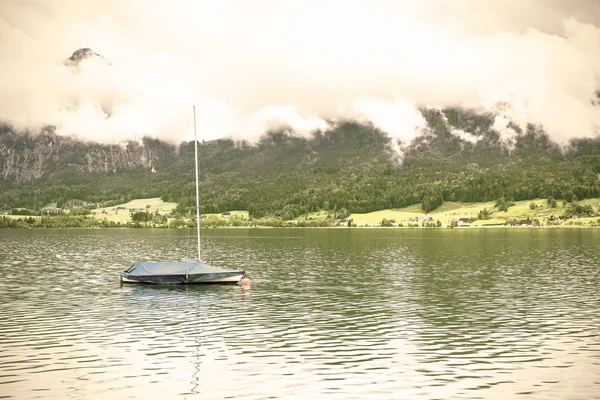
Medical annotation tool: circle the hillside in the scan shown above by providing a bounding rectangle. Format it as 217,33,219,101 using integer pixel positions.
1,106,600,220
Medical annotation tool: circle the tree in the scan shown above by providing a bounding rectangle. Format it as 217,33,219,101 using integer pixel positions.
495,196,514,212
547,196,557,208
131,211,152,222
380,218,393,227
338,208,350,219
478,207,491,220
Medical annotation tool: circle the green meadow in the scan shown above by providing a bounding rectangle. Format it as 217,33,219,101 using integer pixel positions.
89,196,600,227
348,198,600,227
4,197,599,228
91,198,249,225
91,197,179,224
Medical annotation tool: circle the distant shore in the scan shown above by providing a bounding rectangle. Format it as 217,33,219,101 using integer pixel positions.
3,196,600,230
1,220,598,230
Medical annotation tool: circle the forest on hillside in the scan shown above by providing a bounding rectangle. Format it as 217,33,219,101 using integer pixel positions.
2,107,600,219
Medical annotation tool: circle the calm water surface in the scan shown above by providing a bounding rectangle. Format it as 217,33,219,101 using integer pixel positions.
0,228,598,399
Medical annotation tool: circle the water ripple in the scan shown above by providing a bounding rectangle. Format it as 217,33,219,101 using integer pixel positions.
0,228,598,399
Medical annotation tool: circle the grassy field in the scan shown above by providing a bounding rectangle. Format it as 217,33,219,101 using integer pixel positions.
92,197,597,227
348,198,600,227
7,197,598,228
91,198,249,224
91,197,178,223
348,201,496,226
203,211,249,219
348,205,424,226
431,201,496,226
3,215,42,220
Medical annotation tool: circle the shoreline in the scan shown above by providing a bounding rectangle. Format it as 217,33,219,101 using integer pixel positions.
1,224,599,230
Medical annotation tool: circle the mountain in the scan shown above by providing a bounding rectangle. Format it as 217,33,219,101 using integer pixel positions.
64,48,111,68
2,106,600,218
1,47,599,215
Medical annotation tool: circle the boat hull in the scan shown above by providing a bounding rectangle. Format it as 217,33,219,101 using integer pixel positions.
119,261,245,284
120,273,244,284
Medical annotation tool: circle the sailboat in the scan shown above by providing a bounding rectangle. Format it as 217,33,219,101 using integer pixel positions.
119,106,247,284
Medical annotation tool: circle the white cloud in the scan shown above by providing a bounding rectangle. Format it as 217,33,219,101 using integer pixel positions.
233,105,331,144
0,0,598,147
351,97,427,142
492,115,519,151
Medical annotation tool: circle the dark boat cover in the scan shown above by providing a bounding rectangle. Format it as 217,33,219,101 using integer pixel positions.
120,261,244,284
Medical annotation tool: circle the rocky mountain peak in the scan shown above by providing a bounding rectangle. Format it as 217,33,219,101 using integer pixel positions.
64,48,111,68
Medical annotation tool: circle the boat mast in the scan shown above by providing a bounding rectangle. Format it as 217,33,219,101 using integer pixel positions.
193,105,202,261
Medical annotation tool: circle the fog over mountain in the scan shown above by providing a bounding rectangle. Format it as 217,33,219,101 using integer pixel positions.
0,0,599,147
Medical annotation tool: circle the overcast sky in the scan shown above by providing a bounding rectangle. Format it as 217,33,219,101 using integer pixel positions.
0,0,599,145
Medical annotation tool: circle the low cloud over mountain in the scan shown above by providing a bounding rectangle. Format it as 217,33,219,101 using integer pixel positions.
0,0,599,147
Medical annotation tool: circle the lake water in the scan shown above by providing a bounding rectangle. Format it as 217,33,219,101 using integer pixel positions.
0,228,598,399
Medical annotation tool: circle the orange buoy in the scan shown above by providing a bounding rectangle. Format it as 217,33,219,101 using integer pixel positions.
240,278,251,289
